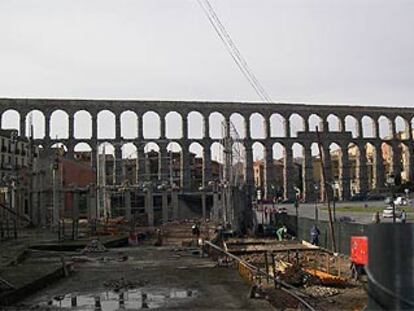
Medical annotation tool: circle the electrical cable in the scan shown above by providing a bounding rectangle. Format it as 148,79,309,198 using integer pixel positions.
201,0,271,102
196,0,272,103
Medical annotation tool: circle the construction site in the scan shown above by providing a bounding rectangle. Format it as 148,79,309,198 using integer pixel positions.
0,116,382,311
1,1,414,308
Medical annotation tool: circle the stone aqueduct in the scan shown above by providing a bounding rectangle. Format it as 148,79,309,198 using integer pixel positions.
1,98,414,202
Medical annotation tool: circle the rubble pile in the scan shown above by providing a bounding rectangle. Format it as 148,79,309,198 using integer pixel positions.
82,239,107,253
303,285,340,298
240,254,263,265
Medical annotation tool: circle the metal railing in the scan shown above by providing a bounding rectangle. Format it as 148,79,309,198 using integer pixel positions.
203,240,316,311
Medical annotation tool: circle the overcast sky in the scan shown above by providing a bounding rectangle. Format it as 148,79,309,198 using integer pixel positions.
1,0,414,107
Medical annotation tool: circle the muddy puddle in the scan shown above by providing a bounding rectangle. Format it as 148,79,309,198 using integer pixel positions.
35,288,197,310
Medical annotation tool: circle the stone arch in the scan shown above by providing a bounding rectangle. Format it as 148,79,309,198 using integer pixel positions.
188,111,204,139
292,142,305,197
329,142,342,199
50,110,69,139
211,141,224,164
378,115,393,140
120,110,138,139
209,112,225,139
230,113,246,139
365,142,376,190
144,142,160,181
308,114,323,132
311,142,323,200
51,142,68,157
271,142,286,199
270,113,286,138
143,111,161,139
74,142,93,167
232,142,246,185
327,114,342,132
252,141,266,193
381,142,394,184
97,110,115,139
167,142,183,187
344,115,359,139
361,116,376,138
122,142,138,184
395,116,409,139
250,113,266,139
97,142,115,186
74,110,92,139
189,142,204,190
289,114,305,138
348,143,360,195
210,142,224,181
411,117,414,139
399,142,410,183
1,109,20,134
166,111,183,139
25,110,45,139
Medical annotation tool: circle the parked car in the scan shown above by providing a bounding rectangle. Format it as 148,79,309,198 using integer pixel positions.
277,207,288,214
350,192,367,201
382,206,402,218
394,196,408,206
366,194,385,201
339,216,354,223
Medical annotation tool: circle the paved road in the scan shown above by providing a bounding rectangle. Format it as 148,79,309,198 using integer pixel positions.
257,200,414,224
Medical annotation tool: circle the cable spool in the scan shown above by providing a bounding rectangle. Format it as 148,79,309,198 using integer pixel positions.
367,224,414,310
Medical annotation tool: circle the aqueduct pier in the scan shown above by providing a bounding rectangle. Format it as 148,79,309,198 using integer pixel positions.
1,98,413,202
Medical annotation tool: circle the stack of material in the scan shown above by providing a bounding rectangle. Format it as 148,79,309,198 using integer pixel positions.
302,268,347,286
278,263,307,286
82,239,107,253
240,254,263,265
303,285,340,298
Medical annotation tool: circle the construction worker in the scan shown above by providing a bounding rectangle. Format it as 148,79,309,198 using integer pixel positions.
192,223,200,238
310,225,320,246
401,210,407,224
372,211,380,224
276,225,287,241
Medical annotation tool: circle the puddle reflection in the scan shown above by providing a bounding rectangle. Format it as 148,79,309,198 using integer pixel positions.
45,288,197,310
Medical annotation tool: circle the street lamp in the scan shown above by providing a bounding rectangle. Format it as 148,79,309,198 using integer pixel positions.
294,186,300,235
313,183,319,221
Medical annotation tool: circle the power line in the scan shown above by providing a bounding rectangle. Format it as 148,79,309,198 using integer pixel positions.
196,0,272,103
201,0,272,102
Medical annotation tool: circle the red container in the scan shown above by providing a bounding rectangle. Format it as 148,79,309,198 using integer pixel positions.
350,236,368,265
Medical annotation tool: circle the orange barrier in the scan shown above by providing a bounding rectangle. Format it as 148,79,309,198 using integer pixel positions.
238,261,254,284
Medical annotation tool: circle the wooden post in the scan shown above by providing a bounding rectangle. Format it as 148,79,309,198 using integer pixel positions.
316,126,336,252
271,253,277,288
264,252,269,283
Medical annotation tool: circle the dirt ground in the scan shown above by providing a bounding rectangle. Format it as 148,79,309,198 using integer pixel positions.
2,245,274,311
